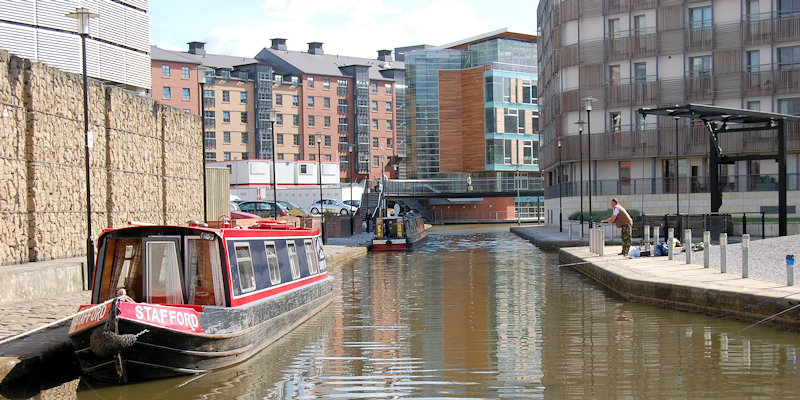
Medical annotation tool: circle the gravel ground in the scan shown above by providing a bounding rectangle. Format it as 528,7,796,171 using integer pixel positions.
663,234,800,286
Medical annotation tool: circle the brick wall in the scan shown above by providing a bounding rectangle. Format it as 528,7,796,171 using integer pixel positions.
0,50,202,265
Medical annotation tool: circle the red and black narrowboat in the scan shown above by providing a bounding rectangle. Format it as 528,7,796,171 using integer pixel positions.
369,213,429,251
68,220,332,383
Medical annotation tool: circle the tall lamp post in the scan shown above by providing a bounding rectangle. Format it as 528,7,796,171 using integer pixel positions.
582,97,596,227
348,143,355,234
66,7,98,288
674,115,680,219
641,137,647,216
195,66,212,222
316,133,325,242
557,139,563,232
267,110,278,217
575,120,586,234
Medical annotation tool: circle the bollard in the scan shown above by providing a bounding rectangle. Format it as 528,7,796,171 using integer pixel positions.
787,255,795,286
741,234,750,278
720,233,728,273
685,229,692,264
668,228,675,260
654,226,660,248
703,230,710,268
644,225,651,253
610,224,614,240
568,222,573,241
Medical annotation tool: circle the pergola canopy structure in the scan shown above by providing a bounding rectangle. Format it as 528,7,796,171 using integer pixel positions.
638,104,800,237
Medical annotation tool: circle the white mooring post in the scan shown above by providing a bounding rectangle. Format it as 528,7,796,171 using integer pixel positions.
668,228,675,260
720,233,728,273
741,234,750,278
685,229,692,264
568,222,573,241
787,255,795,286
644,225,651,253
703,230,710,268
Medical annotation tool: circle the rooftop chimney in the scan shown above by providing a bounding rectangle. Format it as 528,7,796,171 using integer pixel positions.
377,50,393,62
308,42,324,55
271,38,287,51
187,41,206,55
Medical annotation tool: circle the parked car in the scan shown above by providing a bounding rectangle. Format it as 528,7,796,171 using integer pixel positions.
228,202,260,220
237,201,288,218
343,200,361,209
277,200,310,218
309,199,358,215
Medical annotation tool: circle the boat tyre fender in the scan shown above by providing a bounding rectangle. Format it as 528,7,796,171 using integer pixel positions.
386,240,392,247
89,299,149,356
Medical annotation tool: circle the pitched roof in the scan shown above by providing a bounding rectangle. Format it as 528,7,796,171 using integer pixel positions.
150,46,257,70
255,48,405,81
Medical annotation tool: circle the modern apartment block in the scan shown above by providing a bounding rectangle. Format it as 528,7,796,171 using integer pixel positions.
151,42,256,162
403,29,540,179
255,39,404,181
0,0,150,91
537,0,800,224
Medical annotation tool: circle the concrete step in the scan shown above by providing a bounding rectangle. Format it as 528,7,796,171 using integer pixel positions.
0,257,87,305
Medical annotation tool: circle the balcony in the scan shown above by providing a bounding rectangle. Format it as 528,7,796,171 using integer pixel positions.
633,81,659,104
630,33,657,58
686,75,713,101
605,83,632,108
605,36,630,61
686,27,713,52
775,68,800,94
776,14,800,42
742,17,773,45
743,70,773,96
604,0,629,14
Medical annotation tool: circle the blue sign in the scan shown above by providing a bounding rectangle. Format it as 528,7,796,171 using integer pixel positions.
788,254,795,266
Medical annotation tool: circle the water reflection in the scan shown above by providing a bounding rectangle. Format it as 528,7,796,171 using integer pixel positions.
60,225,800,399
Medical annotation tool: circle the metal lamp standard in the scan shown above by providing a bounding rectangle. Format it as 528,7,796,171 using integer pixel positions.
66,7,98,288
583,97,596,227
558,139,563,232
195,65,213,222
267,110,278,218
316,133,324,242
348,144,355,234
575,120,586,234
674,116,680,219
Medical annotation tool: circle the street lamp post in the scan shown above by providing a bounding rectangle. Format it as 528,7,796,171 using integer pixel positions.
641,137,647,217
316,133,324,242
348,144,355,234
516,166,521,226
674,116,680,220
575,120,586,234
268,110,278,218
195,66,212,222
380,150,386,218
558,139,563,232
583,97,596,228
66,7,98,289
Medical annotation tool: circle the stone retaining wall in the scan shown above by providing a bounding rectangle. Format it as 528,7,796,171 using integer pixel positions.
0,50,202,265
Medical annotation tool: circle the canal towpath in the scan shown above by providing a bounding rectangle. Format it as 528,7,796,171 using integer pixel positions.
512,224,800,329
0,239,369,397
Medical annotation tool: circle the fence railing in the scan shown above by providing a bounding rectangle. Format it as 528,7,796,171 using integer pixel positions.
385,175,544,196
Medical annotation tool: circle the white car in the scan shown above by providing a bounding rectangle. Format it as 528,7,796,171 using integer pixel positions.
309,199,358,215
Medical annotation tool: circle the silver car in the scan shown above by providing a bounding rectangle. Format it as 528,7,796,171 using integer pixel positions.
309,199,358,215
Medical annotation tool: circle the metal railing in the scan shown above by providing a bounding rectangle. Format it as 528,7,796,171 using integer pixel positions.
384,175,544,196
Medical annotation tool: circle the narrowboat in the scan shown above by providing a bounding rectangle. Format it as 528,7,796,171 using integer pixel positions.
68,219,332,383
370,213,429,251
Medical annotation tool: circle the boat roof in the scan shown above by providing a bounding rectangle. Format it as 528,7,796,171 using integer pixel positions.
99,220,320,240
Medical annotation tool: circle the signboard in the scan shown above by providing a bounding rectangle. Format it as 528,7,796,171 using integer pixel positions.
69,302,111,334
116,302,204,334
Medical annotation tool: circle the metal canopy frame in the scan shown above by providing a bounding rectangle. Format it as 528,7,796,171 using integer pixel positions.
638,104,800,237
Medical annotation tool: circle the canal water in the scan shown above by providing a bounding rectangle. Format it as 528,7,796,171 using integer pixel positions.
38,225,800,398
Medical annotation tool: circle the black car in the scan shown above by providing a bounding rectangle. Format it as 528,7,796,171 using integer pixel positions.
236,201,288,218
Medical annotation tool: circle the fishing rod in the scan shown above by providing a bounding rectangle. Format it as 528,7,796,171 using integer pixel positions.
707,290,800,321
737,302,800,333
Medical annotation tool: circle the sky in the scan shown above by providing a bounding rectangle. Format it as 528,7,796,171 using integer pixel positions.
150,0,538,59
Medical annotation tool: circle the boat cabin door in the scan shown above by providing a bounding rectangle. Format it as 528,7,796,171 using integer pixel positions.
143,237,184,304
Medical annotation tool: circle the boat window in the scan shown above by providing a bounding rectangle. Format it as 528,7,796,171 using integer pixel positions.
265,242,281,284
287,242,300,279
144,238,184,304
185,237,225,306
100,238,144,301
304,240,318,274
315,238,327,272
234,243,256,293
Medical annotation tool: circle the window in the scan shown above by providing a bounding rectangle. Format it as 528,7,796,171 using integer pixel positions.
277,134,284,145
204,110,215,127
609,112,622,132
636,113,647,130
373,137,379,147
522,80,536,104
325,154,331,161
162,65,170,77
293,134,300,145
309,154,315,161
371,101,378,111
324,116,331,127
689,56,712,77
241,132,248,144
778,98,800,115
747,50,760,72
239,71,248,80
292,115,300,126
307,77,314,88
240,92,247,103
162,87,171,99
308,115,315,127
325,135,331,147
276,94,283,106
634,62,647,83
304,240,318,274
387,138,393,149
234,243,255,292
385,83,392,94
339,118,348,133
221,70,230,80
205,131,215,148
689,6,712,29
504,108,525,134
181,66,189,79
308,136,316,146
779,0,800,16
308,96,315,107
609,65,621,84
385,101,392,112
205,152,216,161
323,97,330,109
338,99,348,114
284,242,300,279
274,73,282,83
277,153,284,160
242,153,248,160
182,88,190,100
633,15,646,35
276,113,283,125
222,90,230,102
746,100,761,111
608,18,621,38
300,164,308,174
372,119,379,130
323,78,330,90
241,112,248,123
386,120,393,131
224,152,231,161
223,131,231,144
292,96,299,106
337,79,348,95
747,0,760,20
265,242,280,284
371,82,378,93
223,111,231,123
778,46,800,70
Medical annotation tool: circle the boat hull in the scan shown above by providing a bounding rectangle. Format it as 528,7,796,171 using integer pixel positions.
370,231,428,251
70,278,332,383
